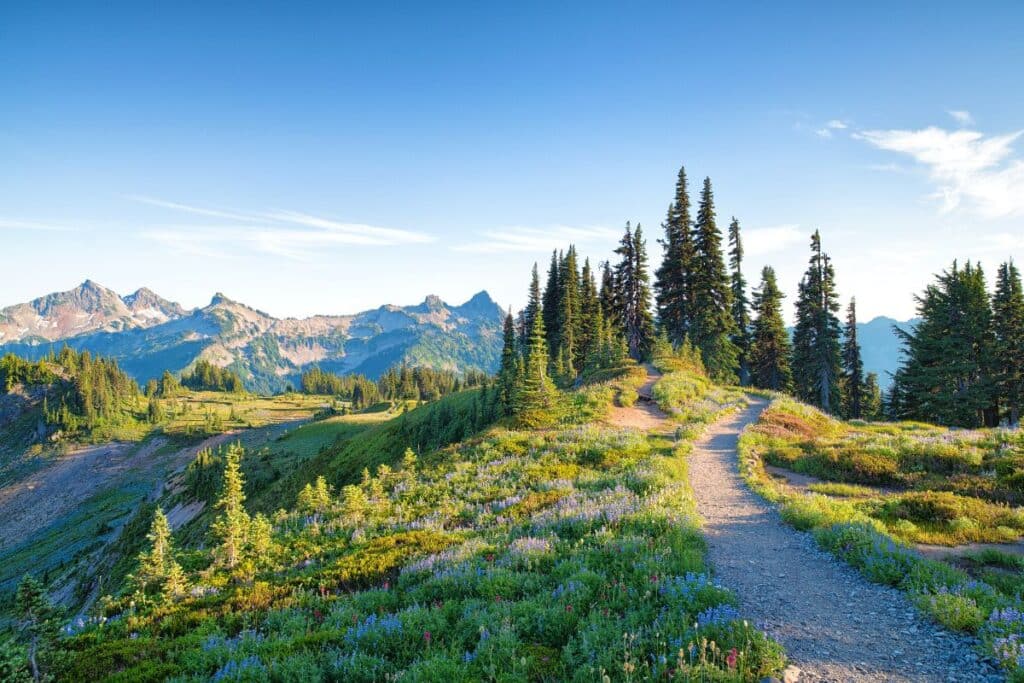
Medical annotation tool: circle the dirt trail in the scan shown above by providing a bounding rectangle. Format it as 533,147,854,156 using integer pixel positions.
690,398,1000,682
604,366,672,432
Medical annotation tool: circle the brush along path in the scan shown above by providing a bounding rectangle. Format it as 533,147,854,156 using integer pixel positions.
689,397,1000,682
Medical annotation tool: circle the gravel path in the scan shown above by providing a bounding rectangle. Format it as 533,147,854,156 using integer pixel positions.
689,397,1002,682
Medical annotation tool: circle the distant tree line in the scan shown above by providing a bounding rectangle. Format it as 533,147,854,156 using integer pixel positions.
180,360,245,393
1,346,140,433
299,364,489,409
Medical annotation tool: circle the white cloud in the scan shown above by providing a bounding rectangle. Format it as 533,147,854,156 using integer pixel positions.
743,225,805,256
948,110,974,125
855,125,1024,218
453,225,621,254
815,119,849,138
133,196,434,258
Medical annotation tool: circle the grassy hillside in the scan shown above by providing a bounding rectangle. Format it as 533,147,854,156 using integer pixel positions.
17,368,785,682
739,397,1024,678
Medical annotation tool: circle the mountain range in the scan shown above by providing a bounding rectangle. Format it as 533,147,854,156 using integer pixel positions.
0,281,505,393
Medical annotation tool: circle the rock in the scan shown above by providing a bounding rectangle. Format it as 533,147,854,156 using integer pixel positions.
782,665,802,683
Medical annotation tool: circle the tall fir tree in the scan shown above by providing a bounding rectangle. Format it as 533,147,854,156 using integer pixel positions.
993,260,1024,425
841,298,865,419
654,166,695,343
791,230,843,413
599,261,618,326
497,310,520,416
690,177,740,381
890,261,997,427
579,258,601,371
613,223,655,360
557,246,582,377
728,217,752,385
749,266,793,391
542,250,562,358
520,263,542,354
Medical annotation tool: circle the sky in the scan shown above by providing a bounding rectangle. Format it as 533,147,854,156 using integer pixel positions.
2,2,1023,323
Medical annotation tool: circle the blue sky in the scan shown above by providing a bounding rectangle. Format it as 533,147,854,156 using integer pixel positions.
2,2,1023,322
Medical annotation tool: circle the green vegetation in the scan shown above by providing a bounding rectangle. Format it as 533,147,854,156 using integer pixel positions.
890,259,1024,427
4,365,784,681
181,360,245,393
301,365,489,409
739,396,1024,677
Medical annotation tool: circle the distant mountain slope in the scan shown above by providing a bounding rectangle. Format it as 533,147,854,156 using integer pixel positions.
786,316,915,389
0,283,504,393
858,316,916,388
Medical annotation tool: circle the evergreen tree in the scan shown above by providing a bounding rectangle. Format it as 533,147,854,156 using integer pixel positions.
497,310,520,416
728,217,752,385
542,250,562,357
599,261,618,327
556,246,582,377
690,178,739,381
863,372,883,420
891,261,998,427
791,230,843,413
654,166,695,343
515,303,558,426
613,223,655,360
211,443,250,569
841,298,865,419
136,507,184,598
749,266,793,391
520,263,542,353
14,576,60,683
578,258,601,369
993,260,1024,425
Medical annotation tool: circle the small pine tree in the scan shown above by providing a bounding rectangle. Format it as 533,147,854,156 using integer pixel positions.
863,372,883,421
211,443,250,569
15,575,60,683
515,304,558,426
136,507,185,598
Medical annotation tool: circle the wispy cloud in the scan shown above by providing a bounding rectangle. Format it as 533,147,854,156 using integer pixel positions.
453,225,620,254
743,225,805,255
855,124,1024,218
948,110,974,126
133,196,434,258
0,218,78,232
816,119,849,138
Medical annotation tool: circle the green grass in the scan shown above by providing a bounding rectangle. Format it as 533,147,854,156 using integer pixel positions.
37,370,785,682
738,396,1024,678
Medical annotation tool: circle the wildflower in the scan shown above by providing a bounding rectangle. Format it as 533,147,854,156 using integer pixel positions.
726,648,738,669
424,630,432,644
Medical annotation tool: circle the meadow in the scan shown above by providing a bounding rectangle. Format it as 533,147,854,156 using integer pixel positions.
739,397,1024,678
44,367,786,682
